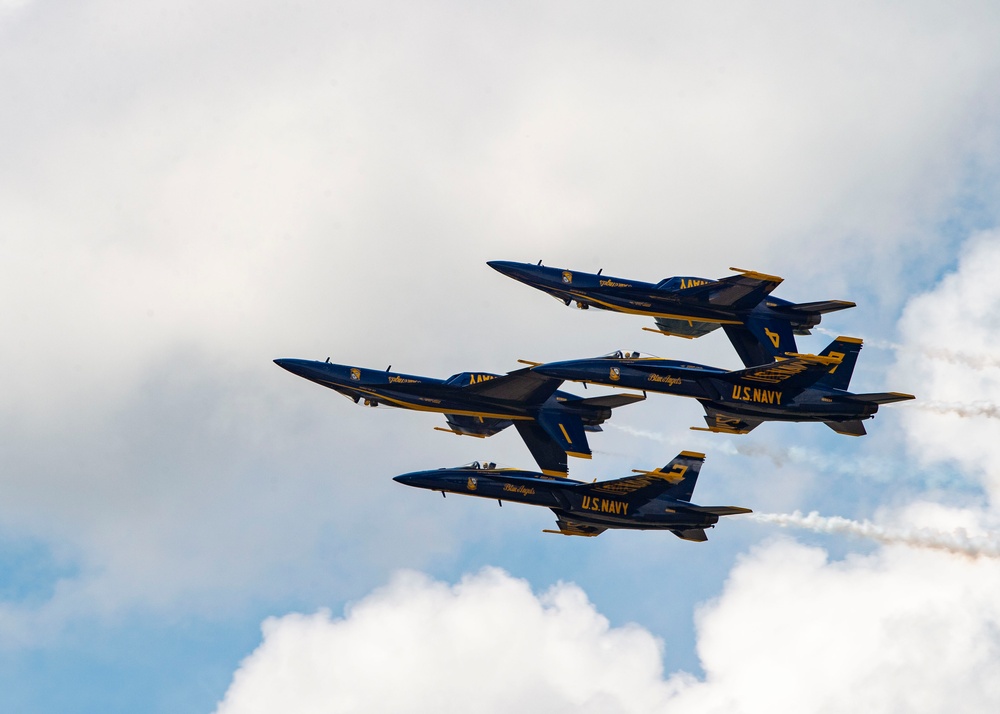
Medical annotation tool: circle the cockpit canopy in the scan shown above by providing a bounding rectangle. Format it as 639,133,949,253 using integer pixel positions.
599,350,653,359
461,461,499,470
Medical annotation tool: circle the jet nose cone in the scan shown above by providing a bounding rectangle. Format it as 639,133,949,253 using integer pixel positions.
393,472,439,489
487,260,534,280
274,358,306,373
273,358,327,381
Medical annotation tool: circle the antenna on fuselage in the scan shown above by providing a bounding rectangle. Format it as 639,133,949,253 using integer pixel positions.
325,357,330,363
386,365,391,371
537,259,542,265
597,268,603,275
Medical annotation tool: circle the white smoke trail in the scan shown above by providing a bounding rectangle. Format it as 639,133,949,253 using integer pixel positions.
812,327,901,351
814,327,1000,369
752,510,1000,559
608,423,897,474
921,348,1000,370
608,423,678,445
917,401,1000,420
609,424,798,467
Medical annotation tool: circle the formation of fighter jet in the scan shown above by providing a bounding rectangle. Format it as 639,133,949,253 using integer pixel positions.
273,358,643,476
394,451,750,540
488,260,855,367
530,336,914,436
277,260,912,542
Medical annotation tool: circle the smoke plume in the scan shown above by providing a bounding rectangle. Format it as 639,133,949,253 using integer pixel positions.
916,401,1000,420
814,327,1000,369
752,510,1000,558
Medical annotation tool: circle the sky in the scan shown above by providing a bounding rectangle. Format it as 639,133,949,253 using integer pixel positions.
2,1,1000,711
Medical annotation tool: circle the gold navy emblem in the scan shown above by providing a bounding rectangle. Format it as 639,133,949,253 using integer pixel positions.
609,366,621,382
467,477,478,491
562,271,572,284
349,368,361,381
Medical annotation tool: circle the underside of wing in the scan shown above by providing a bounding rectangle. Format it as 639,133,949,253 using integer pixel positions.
438,414,513,437
692,405,763,435
650,317,722,339
543,514,606,537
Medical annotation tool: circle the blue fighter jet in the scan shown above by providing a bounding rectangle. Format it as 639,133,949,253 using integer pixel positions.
529,336,914,436
488,260,855,367
394,451,750,541
274,358,644,476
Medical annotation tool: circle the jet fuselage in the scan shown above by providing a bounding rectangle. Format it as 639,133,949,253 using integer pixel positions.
393,465,726,532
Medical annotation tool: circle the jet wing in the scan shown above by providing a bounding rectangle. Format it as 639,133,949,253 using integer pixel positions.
462,368,563,405
723,352,842,392
543,515,606,537
692,405,764,435
677,269,783,311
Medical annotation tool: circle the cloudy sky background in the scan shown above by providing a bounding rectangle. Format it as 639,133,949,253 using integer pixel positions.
3,1,1000,711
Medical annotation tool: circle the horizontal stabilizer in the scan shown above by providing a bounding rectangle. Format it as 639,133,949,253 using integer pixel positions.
825,419,867,436
830,391,916,405
783,300,856,315
575,393,646,409
672,528,708,542
673,504,753,516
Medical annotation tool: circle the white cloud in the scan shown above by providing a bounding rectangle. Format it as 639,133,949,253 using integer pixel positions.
215,568,679,714
217,547,1000,714
676,538,1000,713
2,0,1000,652
894,231,1000,500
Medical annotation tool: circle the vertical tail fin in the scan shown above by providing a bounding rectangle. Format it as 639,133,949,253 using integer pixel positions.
814,336,863,391
655,451,705,501
723,314,798,367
